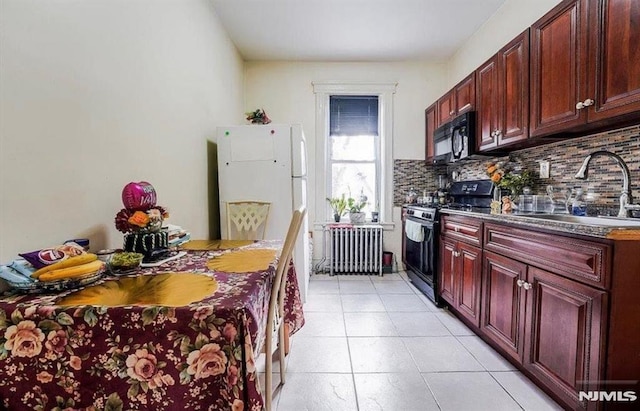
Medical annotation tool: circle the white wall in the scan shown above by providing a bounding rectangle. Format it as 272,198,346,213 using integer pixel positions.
244,61,448,262
243,0,566,268
0,0,244,260
446,0,562,88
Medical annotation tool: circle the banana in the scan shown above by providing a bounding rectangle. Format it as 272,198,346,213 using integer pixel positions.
38,260,104,282
31,253,97,279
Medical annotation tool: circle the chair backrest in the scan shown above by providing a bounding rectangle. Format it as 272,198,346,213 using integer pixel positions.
226,201,271,240
268,206,305,322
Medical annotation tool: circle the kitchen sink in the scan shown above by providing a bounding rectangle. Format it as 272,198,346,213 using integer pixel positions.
519,213,640,228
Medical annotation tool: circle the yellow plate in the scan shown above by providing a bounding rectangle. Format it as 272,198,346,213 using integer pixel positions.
57,272,218,307
180,239,254,251
207,248,277,273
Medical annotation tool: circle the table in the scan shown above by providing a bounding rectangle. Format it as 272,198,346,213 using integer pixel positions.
0,240,305,410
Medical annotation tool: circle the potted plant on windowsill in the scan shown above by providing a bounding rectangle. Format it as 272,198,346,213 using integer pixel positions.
326,195,347,222
347,196,368,224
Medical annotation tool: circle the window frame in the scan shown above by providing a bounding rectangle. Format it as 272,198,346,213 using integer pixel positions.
313,81,397,224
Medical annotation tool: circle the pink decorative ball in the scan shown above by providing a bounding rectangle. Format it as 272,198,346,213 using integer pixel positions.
122,181,157,211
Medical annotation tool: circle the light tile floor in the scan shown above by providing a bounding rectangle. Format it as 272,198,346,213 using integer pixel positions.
262,271,563,411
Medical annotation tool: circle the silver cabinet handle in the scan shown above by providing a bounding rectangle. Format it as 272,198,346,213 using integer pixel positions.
523,282,532,290
576,99,594,110
516,279,524,287
454,226,460,232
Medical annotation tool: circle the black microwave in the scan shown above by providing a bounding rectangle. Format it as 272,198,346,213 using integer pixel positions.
432,111,475,164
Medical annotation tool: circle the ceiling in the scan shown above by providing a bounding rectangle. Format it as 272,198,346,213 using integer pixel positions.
210,0,507,62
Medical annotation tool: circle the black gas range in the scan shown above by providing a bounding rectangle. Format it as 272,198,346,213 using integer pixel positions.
403,180,494,306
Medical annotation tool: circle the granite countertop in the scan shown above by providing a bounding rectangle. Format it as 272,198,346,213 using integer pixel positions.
439,208,640,240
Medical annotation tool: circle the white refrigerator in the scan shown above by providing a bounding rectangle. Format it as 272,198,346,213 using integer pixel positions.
216,124,310,301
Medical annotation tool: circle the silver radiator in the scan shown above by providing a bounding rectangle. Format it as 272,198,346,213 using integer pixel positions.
329,225,383,275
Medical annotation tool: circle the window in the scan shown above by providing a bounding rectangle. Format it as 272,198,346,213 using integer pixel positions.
313,82,397,223
328,96,379,215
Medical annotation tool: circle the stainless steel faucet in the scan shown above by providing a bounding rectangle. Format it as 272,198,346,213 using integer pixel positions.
575,150,636,218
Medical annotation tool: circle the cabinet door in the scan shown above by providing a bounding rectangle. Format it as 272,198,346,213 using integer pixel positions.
481,251,527,363
524,266,607,411
439,237,456,305
498,29,530,146
476,56,500,151
530,0,589,137
437,90,455,127
587,0,640,122
425,104,437,161
456,242,482,327
454,73,476,115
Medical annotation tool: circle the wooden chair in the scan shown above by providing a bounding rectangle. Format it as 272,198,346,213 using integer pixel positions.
225,201,271,240
263,206,305,411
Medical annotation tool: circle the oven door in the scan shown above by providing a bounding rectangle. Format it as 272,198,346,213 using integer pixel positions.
404,217,441,306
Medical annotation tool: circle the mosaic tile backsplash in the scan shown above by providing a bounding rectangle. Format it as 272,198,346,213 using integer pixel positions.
394,124,640,212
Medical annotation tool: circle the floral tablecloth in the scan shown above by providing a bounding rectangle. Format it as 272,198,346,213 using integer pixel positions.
0,241,305,410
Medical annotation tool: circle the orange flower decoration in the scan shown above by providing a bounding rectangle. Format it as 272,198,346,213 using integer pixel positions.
490,172,502,183
128,211,150,228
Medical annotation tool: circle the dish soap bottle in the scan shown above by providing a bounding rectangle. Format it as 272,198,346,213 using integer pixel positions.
571,188,587,216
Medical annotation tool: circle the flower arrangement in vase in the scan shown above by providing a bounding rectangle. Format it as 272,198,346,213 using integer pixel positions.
486,161,533,196
114,182,169,233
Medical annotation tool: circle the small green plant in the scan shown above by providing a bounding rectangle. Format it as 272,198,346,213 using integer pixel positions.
326,195,347,217
498,170,534,196
346,196,367,213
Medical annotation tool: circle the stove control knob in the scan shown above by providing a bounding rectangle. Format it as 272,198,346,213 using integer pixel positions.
423,212,432,219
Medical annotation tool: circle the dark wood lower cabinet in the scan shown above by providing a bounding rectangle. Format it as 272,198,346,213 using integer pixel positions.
439,237,456,304
524,266,607,411
481,251,527,363
439,236,482,327
456,242,482,327
439,214,640,411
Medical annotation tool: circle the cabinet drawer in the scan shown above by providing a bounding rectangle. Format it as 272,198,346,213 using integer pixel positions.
484,223,611,289
441,215,482,246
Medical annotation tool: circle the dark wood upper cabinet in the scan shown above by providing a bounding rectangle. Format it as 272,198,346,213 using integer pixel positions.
429,0,639,151
477,57,500,150
437,90,456,127
436,73,476,128
530,0,640,137
587,0,640,122
454,73,476,115
425,103,437,161
530,0,589,137
476,30,529,152
498,30,530,146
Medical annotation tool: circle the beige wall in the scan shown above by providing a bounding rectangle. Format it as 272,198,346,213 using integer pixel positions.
244,61,448,260
0,0,244,260
446,0,562,89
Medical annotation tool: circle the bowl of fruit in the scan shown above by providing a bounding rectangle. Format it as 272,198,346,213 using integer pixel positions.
109,252,144,274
